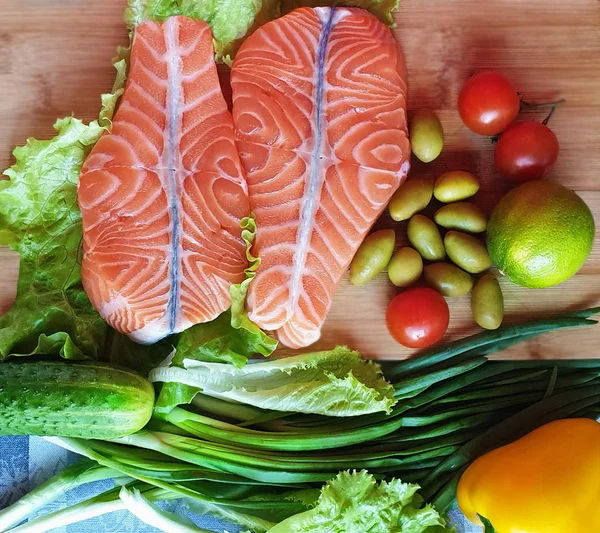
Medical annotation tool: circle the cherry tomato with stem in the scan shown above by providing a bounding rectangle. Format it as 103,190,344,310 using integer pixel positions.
386,287,450,348
494,119,559,182
458,71,520,136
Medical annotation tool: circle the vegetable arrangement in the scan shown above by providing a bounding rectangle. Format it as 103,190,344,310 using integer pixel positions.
1,309,599,532
0,1,598,532
351,67,595,348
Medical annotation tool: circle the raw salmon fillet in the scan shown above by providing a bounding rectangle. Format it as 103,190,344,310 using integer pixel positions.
79,16,249,344
231,7,409,348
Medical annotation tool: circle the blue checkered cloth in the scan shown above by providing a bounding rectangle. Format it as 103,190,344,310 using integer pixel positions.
0,436,478,532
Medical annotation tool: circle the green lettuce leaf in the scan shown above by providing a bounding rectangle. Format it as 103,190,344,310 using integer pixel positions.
150,346,395,416
282,0,399,25
265,470,450,533
100,46,130,128
125,0,281,64
0,51,128,361
176,310,273,369
229,215,278,357
0,118,106,360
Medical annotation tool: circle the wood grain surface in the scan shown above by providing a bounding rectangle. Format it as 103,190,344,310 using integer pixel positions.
1,0,599,359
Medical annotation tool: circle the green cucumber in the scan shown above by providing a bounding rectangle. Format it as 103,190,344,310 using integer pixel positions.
0,361,154,439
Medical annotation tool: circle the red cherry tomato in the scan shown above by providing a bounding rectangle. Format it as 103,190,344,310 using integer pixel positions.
386,287,450,349
458,71,520,136
494,121,559,182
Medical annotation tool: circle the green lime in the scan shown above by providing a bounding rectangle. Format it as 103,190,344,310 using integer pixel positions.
487,180,595,288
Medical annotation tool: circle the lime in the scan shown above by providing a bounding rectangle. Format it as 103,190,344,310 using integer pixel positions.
487,180,595,288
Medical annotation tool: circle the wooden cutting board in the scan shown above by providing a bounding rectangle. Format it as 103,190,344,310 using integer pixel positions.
1,0,599,359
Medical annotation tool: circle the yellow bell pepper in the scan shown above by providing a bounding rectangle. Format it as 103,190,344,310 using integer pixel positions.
457,418,600,533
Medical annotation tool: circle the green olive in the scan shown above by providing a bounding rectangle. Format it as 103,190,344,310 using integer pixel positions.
407,215,446,261
350,229,396,286
472,273,504,330
434,202,487,233
388,179,433,222
444,230,492,274
423,263,474,297
388,247,423,287
434,171,480,202
410,109,444,163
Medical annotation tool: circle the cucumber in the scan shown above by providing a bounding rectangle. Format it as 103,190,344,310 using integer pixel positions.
0,361,154,439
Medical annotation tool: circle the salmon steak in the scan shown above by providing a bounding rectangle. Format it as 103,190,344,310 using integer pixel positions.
78,16,249,344
231,7,409,349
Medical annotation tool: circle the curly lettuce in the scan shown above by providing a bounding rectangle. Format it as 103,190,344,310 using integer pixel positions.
125,0,281,63
0,117,107,360
266,470,450,533
0,50,128,361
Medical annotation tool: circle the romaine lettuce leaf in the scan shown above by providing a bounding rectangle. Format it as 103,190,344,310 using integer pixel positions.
176,309,274,369
265,470,450,533
150,346,395,416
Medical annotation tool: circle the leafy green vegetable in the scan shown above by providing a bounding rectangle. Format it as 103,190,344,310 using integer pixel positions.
125,0,281,63
229,216,278,358
0,117,106,360
150,346,396,416
176,311,261,368
282,0,400,25
0,50,129,361
99,46,130,128
265,470,449,533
